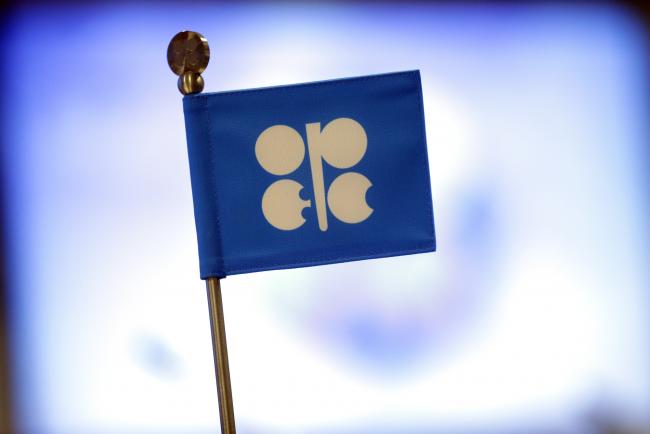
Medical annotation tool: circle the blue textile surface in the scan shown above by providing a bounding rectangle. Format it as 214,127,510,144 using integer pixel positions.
183,70,436,278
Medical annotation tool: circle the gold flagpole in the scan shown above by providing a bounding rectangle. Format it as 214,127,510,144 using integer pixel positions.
206,278,237,434
167,31,237,434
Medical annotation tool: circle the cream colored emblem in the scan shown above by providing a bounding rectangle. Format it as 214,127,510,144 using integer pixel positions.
255,118,373,231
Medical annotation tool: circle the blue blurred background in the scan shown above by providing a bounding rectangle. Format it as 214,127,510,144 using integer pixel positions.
1,2,649,433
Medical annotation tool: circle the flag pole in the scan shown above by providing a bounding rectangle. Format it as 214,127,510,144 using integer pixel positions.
167,31,237,434
206,278,237,434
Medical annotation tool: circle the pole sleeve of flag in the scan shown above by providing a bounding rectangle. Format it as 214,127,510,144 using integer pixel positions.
183,96,226,278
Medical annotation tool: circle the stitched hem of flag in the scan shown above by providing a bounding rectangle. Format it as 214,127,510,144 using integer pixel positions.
199,242,436,279
184,70,421,104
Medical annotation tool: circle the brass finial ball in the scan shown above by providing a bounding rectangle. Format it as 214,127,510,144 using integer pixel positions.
168,31,210,95
178,71,205,95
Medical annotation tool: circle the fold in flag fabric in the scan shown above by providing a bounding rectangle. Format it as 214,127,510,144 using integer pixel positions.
183,70,436,279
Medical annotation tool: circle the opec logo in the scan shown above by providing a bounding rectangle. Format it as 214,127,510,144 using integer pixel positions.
255,118,373,231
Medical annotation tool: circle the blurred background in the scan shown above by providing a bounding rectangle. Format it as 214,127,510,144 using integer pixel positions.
0,2,648,433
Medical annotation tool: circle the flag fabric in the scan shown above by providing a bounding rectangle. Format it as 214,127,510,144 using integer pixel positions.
183,70,436,279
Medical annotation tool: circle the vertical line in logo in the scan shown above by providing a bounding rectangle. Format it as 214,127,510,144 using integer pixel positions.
306,122,328,231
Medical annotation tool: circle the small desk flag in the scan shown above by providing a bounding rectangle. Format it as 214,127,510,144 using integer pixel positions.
183,70,436,278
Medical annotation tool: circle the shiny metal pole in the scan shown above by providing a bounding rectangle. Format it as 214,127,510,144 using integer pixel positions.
167,31,236,434
206,278,237,434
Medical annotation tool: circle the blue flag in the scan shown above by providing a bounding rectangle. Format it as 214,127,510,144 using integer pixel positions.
183,70,436,278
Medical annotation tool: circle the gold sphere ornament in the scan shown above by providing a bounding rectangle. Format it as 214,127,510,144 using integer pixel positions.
178,71,205,95
167,31,210,95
